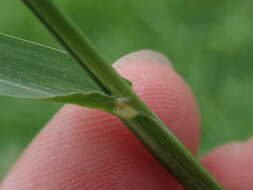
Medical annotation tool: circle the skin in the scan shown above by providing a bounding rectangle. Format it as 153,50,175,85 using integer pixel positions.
1,50,253,190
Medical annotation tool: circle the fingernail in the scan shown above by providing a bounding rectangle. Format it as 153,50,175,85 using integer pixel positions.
113,49,173,69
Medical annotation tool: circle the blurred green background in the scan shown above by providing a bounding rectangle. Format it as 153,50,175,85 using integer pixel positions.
1,0,253,178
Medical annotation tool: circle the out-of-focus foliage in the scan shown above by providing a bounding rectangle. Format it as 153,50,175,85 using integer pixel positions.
1,0,253,178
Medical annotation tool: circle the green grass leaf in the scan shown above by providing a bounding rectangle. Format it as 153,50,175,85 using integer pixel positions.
0,33,117,112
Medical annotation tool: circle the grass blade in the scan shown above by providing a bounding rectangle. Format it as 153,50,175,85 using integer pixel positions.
0,33,117,112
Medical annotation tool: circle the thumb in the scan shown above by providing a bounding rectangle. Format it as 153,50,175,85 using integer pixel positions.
2,50,200,190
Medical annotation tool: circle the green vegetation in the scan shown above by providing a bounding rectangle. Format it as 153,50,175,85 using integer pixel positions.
1,0,253,179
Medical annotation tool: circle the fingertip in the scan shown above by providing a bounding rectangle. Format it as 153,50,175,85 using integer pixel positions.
201,137,253,190
114,49,200,153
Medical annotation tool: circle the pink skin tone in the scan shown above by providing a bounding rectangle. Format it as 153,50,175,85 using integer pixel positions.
1,50,253,189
